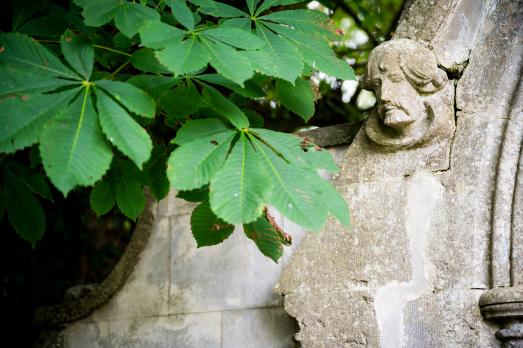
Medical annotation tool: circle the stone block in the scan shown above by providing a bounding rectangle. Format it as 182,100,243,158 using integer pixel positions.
284,291,379,347
108,313,221,348
169,215,283,314
441,114,507,288
157,190,198,218
222,307,296,348
91,218,171,321
395,0,460,44
63,322,110,348
456,0,523,117
431,0,485,71
336,130,451,185
403,290,499,348
279,177,412,294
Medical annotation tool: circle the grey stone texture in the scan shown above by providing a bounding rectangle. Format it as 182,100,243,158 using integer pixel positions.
362,39,454,149
59,193,303,347
279,0,523,347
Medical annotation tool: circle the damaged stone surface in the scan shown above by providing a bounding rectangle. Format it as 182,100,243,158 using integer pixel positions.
58,193,300,347
279,0,523,347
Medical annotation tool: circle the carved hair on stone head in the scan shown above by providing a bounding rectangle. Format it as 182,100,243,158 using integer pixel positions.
362,39,447,94
362,38,454,150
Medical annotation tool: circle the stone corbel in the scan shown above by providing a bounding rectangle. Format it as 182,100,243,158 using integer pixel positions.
361,38,454,151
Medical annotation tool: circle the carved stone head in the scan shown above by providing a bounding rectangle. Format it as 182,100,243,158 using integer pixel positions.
362,39,453,149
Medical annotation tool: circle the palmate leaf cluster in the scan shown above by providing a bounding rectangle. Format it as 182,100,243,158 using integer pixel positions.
0,0,354,262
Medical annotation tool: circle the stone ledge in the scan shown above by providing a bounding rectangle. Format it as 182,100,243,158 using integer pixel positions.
296,122,363,148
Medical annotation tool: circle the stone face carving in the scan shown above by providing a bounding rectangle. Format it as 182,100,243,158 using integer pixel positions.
363,39,453,149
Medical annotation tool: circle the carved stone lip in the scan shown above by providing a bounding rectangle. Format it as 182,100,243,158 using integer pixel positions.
479,286,523,320
382,111,414,127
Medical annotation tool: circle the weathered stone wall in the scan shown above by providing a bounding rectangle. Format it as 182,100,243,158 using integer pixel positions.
278,0,523,347
57,193,302,347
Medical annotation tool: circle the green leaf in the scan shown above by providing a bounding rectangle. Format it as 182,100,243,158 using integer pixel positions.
156,36,210,76
0,32,78,80
247,0,260,15
202,86,250,129
90,179,116,216
114,2,161,38
138,20,185,49
255,0,305,16
144,147,170,200
276,77,315,121
160,80,203,124
131,48,170,74
74,1,160,37
177,186,209,202
254,0,278,15
202,39,254,86
239,110,262,128
113,32,135,49
60,30,94,80
250,134,328,230
267,23,355,80
200,2,248,17
4,168,45,247
313,175,350,226
167,130,235,190
210,133,270,224
167,0,195,30
127,75,180,100
196,74,264,98
74,0,120,27
19,15,70,39
96,89,153,168
0,65,77,97
95,80,156,118
202,27,264,50
173,118,231,145
242,24,303,83
250,128,348,226
188,0,216,11
113,159,146,220
191,201,234,247
0,90,76,154
12,0,45,31
263,10,336,41
40,87,113,195
303,150,339,172
244,216,284,262
221,18,251,30
260,9,328,26
16,168,54,202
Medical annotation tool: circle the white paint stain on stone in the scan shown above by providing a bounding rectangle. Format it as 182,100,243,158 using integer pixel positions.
374,172,441,348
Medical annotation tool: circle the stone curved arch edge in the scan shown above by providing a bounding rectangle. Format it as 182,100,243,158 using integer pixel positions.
33,194,157,327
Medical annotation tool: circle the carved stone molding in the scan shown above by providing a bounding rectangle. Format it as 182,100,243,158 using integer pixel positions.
480,67,523,347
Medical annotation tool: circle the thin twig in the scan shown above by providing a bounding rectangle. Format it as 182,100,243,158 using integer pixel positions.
104,60,131,80
92,44,132,57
